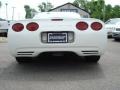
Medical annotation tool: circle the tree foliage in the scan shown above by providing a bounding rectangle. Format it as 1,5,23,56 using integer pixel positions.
73,0,105,20
38,2,53,12
73,0,89,11
104,4,114,20
24,5,37,19
24,5,32,19
73,0,120,21
24,2,53,18
112,5,120,18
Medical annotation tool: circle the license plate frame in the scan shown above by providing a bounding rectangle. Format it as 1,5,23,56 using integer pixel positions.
47,32,68,43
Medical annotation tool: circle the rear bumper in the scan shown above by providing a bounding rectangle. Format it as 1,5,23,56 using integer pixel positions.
12,46,105,57
8,27,107,58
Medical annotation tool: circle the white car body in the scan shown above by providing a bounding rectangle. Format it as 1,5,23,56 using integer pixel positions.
105,24,115,37
8,12,107,63
112,22,120,40
105,18,120,37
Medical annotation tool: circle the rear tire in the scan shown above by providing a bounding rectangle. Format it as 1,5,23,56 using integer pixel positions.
114,38,120,41
15,57,32,63
85,56,100,63
107,35,112,38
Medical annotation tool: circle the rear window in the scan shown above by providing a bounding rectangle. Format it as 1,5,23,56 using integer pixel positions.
33,12,81,19
105,19,120,24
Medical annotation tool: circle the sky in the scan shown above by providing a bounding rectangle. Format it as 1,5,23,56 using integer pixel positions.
0,0,120,20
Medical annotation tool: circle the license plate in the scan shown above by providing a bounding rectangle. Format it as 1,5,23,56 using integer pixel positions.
48,32,68,43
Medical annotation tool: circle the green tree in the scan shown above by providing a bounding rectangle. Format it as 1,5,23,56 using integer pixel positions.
24,5,37,19
104,4,112,21
24,5,32,19
73,0,89,12
73,0,105,20
38,2,53,12
112,5,120,18
73,1,79,7
91,0,105,20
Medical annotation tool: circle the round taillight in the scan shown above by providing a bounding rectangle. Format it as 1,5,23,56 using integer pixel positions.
26,22,39,31
76,22,88,30
12,23,24,32
91,22,102,31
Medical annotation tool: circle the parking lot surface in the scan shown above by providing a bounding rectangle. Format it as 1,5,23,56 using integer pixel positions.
0,39,120,90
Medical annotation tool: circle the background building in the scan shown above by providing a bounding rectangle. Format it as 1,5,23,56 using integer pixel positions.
49,3,90,18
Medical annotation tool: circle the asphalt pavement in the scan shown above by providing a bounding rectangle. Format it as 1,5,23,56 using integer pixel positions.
0,39,120,90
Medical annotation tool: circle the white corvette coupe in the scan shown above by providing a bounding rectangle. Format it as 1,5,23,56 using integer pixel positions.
8,12,107,63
